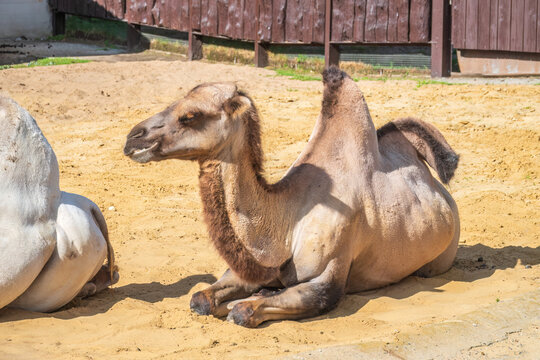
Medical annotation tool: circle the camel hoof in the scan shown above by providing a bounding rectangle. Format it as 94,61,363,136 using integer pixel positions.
190,291,213,316
227,302,256,328
77,282,97,298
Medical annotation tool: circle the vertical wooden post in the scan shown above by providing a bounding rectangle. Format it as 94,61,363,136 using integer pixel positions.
254,0,268,67
127,23,142,50
324,0,339,67
255,42,269,67
52,12,66,36
431,0,452,77
188,32,203,60
188,0,203,60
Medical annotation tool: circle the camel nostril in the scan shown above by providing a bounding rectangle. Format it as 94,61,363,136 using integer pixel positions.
128,128,146,139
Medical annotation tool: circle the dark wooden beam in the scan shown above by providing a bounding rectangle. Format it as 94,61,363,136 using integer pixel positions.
431,0,452,77
188,32,203,60
254,0,268,67
188,0,203,60
127,24,142,50
254,42,269,67
52,12,66,36
324,0,339,67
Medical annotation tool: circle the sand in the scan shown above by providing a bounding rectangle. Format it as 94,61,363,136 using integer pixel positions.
0,56,538,359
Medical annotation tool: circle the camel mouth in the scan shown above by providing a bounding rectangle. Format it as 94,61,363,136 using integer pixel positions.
128,142,159,163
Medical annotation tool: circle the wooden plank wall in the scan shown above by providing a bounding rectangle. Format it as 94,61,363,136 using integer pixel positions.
452,0,540,53
49,0,432,45
331,0,429,43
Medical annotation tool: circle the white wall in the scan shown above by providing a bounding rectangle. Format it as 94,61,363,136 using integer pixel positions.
0,0,52,39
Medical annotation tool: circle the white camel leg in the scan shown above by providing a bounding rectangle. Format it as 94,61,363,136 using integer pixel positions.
9,192,115,312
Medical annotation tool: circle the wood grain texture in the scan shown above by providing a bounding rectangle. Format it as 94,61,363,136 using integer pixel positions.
523,0,537,52
217,0,228,35
397,0,409,42
410,0,430,43
300,0,314,43
497,0,511,50
353,0,366,41
365,0,377,41
510,0,525,51
243,0,256,40
387,0,398,42
258,0,273,41
313,0,326,43
375,0,388,42
477,0,490,50
489,0,499,49
452,0,466,48
465,0,478,49
272,0,287,42
286,0,302,42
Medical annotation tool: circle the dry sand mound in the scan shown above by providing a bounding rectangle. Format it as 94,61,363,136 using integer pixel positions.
0,56,538,359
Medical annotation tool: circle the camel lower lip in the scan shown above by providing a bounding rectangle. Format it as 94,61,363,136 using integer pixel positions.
132,142,158,156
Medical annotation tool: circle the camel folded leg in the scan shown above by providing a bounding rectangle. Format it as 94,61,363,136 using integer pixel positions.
226,260,348,328
190,269,261,317
9,192,117,312
77,264,120,298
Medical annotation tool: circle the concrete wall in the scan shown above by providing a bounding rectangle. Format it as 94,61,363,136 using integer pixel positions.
0,0,52,39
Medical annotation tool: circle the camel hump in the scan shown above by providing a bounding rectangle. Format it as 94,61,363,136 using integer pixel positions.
377,118,459,184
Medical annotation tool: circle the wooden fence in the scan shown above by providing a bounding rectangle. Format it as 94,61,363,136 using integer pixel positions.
452,0,540,53
49,0,452,76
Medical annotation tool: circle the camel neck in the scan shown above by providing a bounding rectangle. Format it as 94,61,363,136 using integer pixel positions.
198,152,290,283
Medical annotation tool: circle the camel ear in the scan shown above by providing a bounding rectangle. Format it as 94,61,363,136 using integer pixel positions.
224,94,251,118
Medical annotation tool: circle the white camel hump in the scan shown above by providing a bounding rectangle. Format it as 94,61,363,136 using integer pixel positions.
0,95,118,313
124,66,460,327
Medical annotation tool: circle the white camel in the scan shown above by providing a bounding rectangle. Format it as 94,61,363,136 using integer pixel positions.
0,95,118,313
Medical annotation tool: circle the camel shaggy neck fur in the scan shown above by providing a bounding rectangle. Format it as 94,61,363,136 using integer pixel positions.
124,67,460,327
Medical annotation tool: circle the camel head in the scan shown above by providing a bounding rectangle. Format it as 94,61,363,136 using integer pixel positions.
124,83,255,163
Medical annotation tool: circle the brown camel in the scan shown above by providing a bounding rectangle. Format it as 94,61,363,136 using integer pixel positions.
124,67,460,327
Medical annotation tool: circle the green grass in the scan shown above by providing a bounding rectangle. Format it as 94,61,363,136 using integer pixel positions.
47,34,66,41
0,57,90,70
416,79,458,87
274,68,321,81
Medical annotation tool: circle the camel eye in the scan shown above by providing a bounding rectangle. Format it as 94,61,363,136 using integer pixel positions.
179,112,200,124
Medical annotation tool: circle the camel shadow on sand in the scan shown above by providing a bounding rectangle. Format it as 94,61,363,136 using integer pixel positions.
2,244,538,324
294,243,540,325
0,273,217,323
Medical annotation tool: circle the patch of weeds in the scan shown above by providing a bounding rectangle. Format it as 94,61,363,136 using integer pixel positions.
354,76,390,82
204,44,253,65
0,57,90,70
47,34,65,41
286,88,299,92
416,79,461,87
274,68,321,81
66,15,127,45
150,39,188,54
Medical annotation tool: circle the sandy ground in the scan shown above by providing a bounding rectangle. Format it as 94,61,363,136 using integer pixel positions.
0,55,538,359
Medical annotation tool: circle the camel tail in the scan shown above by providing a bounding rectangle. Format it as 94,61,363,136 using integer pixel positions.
90,204,117,282
377,118,459,184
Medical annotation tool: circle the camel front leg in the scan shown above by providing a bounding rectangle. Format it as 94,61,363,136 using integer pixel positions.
226,260,348,327
190,269,261,317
